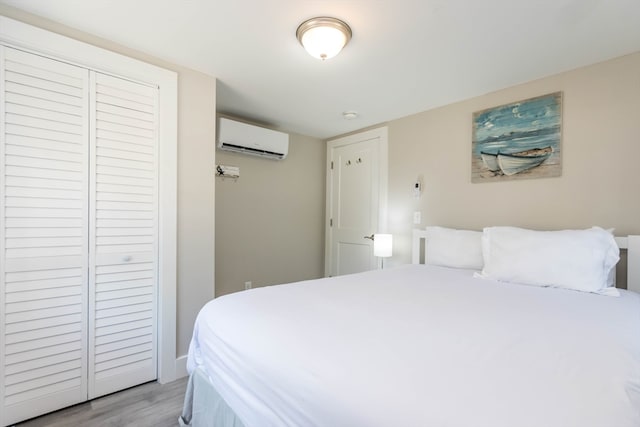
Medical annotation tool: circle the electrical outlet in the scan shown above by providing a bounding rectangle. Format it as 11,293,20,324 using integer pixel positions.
244,281,252,290
413,211,421,225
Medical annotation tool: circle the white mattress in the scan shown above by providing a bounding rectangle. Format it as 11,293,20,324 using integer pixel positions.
187,264,640,427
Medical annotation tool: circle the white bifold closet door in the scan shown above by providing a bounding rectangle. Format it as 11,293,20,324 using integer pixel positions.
88,72,158,399
1,46,159,425
0,46,90,424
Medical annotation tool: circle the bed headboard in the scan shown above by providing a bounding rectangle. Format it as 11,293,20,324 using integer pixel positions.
412,229,640,293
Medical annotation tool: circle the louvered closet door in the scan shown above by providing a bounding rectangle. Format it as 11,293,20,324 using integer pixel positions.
88,72,158,399
0,47,89,425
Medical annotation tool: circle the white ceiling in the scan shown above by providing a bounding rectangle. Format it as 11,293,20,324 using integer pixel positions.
2,0,640,139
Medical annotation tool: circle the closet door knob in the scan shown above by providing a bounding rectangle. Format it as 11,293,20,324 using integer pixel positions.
123,256,133,262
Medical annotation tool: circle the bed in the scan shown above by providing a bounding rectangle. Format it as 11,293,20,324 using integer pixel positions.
180,227,640,427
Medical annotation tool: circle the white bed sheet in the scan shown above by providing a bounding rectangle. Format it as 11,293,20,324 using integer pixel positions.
187,264,640,427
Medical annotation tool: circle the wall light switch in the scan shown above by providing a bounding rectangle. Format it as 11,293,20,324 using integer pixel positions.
413,211,421,225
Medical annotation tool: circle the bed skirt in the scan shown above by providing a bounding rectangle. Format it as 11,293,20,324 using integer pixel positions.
179,367,246,427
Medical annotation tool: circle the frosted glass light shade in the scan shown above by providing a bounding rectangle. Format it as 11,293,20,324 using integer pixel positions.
296,17,352,60
374,234,393,258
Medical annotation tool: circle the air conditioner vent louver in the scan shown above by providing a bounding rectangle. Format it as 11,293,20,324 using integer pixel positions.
217,118,289,160
218,143,285,159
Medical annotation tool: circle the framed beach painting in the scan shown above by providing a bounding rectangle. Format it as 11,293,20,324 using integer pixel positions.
472,92,562,183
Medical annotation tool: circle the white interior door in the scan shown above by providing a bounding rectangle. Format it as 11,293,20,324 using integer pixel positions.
88,72,158,399
1,46,89,425
325,128,388,277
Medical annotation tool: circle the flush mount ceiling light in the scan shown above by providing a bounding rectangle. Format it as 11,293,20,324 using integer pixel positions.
296,17,352,60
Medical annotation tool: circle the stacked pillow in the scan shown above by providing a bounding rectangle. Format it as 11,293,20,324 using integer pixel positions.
424,226,484,270
425,226,619,295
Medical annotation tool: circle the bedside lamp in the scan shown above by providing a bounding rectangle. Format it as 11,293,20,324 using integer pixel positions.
374,233,393,269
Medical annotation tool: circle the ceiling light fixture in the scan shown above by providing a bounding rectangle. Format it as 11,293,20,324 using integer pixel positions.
296,17,352,60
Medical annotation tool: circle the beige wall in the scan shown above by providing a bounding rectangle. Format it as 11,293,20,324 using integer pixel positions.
176,77,216,354
385,52,640,266
0,5,217,358
216,130,325,296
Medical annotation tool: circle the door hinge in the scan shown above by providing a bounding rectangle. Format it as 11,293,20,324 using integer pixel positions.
330,218,333,227
330,161,333,170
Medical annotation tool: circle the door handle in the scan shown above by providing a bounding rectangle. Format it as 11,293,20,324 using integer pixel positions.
123,255,133,262
363,234,374,241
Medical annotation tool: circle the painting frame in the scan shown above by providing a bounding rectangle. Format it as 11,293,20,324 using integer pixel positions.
471,92,563,183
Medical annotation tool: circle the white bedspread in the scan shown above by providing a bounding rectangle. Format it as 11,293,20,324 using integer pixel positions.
187,265,640,427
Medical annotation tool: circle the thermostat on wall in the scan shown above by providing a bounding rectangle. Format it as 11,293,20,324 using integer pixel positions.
414,180,422,198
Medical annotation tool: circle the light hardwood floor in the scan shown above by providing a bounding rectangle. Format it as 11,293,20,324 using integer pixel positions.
15,377,188,427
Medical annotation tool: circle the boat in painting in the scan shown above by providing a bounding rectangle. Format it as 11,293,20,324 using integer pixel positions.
480,151,500,172
497,146,553,176
480,146,553,175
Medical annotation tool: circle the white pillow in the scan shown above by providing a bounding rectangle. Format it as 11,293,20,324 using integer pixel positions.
480,226,619,294
425,226,483,270
605,228,616,287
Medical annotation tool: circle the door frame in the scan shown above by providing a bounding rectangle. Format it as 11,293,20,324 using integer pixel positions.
325,127,389,276
0,16,179,384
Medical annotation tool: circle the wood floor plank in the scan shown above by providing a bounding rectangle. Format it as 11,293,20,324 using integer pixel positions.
14,377,188,427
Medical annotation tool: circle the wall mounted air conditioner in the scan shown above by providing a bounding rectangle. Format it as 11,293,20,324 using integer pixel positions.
217,117,289,160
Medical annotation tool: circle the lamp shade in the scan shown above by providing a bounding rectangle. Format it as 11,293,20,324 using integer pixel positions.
374,234,393,258
296,17,352,60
